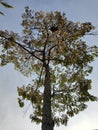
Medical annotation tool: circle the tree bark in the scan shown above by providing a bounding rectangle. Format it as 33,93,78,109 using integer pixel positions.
42,64,54,130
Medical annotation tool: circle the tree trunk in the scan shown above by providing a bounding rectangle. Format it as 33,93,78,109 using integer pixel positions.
42,64,54,130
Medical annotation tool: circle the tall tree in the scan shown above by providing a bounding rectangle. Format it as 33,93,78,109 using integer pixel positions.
0,0,13,15
0,6,98,130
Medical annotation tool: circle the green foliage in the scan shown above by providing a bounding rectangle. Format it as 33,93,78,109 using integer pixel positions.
0,1,13,8
0,0,13,15
0,6,98,126
17,84,43,123
0,11,4,15
18,98,24,108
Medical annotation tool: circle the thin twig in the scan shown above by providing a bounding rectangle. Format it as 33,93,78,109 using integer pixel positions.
35,64,44,92
23,102,31,116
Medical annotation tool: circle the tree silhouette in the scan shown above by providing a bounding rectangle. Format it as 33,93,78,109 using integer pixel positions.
0,6,98,130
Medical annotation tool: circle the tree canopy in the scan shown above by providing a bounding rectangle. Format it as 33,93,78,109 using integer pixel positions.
0,7,98,129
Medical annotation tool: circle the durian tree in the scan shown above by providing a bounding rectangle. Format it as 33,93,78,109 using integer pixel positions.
0,6,98,130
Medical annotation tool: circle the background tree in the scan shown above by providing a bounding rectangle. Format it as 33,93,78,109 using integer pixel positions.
0,0,13,15
0,6,98,130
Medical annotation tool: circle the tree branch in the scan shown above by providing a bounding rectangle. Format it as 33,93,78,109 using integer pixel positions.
0,32,43,62
35,64,44,92
51,88,75,97
86,31,98,35
47,44,57,64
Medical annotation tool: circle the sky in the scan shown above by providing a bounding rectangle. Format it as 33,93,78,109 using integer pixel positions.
0,0,98,130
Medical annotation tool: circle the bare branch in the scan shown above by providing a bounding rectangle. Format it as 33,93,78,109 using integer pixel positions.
10,39,43,62
51,88,75,97
0,32,43,62
47,44,57,64
86,31,98,35
42,29,49,66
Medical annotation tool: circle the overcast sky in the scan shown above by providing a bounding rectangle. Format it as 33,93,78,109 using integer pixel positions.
0,0,98,130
